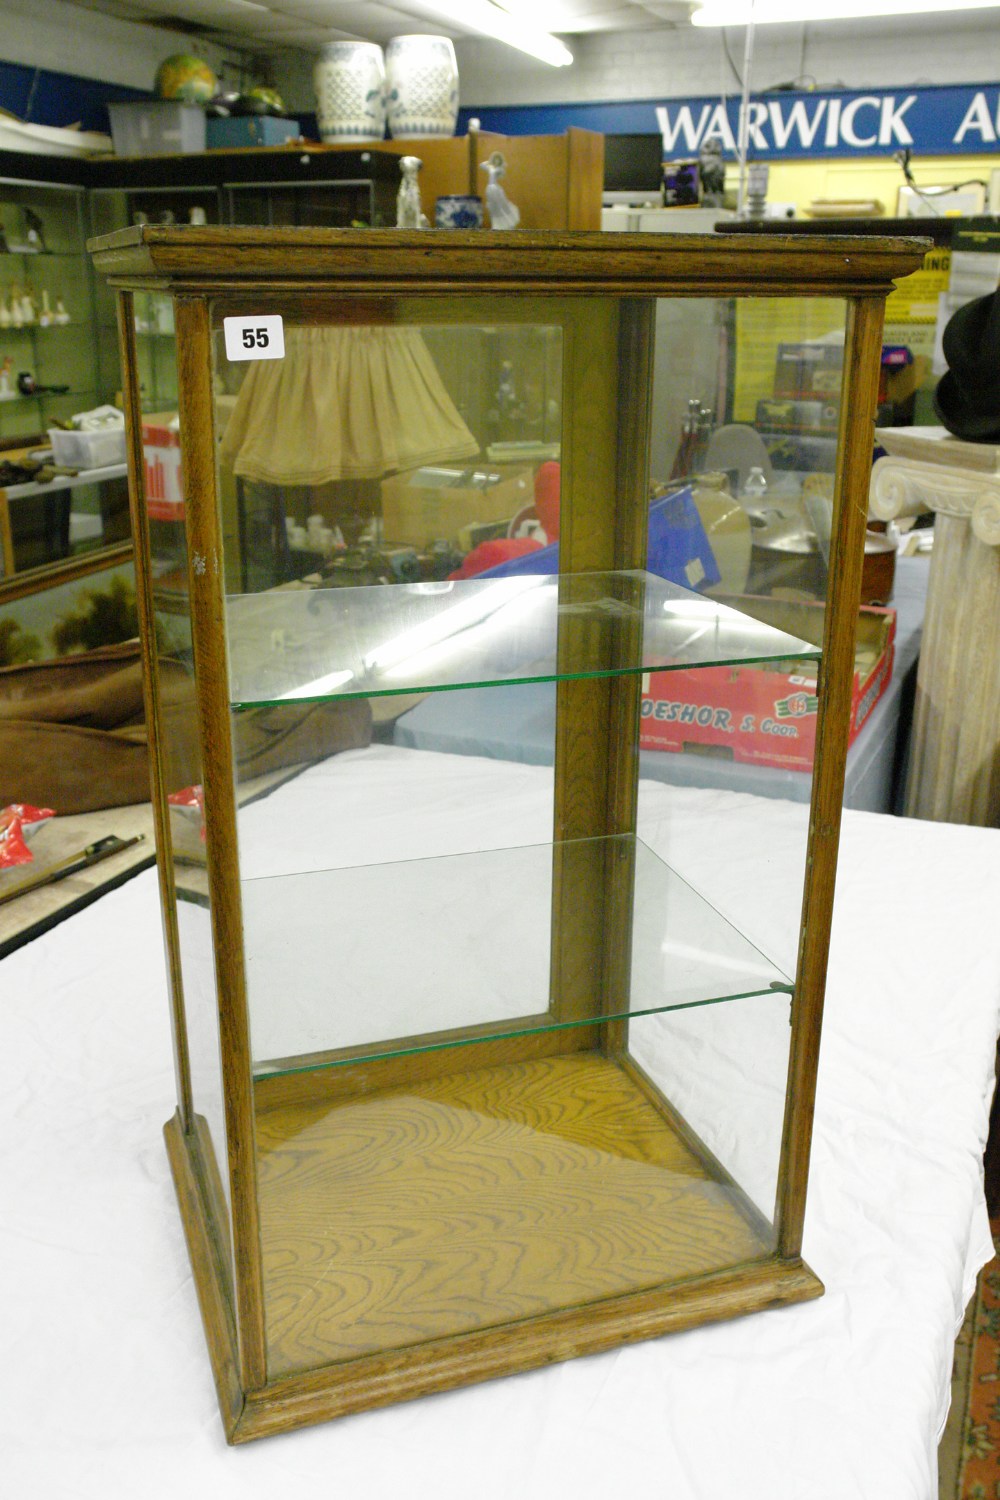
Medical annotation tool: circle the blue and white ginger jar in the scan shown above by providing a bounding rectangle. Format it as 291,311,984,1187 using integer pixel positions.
385,35,459,139
313,41,386,143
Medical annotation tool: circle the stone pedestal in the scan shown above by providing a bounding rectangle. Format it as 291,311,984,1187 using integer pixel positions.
870,426,1000,826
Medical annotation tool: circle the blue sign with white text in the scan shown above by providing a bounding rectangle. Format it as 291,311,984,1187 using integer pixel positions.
459,83,1000,159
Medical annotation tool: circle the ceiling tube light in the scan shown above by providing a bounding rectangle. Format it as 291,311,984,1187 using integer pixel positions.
693,0,1000,21
425,1,574,66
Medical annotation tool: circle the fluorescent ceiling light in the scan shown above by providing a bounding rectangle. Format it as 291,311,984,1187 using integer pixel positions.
693,0,1000,21
280,668,356,700
363,576,544,676
422,1,574,66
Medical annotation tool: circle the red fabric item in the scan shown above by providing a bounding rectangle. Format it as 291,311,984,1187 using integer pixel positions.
533,460,561,541
449,536,543,579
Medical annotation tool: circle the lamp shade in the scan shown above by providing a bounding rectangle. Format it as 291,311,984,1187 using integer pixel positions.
220,325,479,486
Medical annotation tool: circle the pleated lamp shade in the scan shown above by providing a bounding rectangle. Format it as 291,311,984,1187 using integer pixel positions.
220,325,479,485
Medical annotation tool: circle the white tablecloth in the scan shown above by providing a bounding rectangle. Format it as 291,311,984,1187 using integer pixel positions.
3,747,999,1500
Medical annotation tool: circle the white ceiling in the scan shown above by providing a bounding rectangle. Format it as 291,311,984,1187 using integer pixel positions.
77,0,695,54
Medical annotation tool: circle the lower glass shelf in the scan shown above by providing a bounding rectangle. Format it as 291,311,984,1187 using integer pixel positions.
241,832,792,1078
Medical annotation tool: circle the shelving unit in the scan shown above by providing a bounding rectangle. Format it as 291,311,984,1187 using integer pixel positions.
0,180,104,441
91,224,924,1443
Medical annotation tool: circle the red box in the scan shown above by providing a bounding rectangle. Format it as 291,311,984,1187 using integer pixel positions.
640,598,895,772
142,414,184,521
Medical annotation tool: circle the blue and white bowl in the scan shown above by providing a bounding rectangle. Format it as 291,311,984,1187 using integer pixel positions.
385,35,459,139
435,195,484,229
313,41,386,143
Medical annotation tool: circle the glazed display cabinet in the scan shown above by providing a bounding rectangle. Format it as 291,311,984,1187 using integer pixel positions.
0,171,106,440
89,226,923,1442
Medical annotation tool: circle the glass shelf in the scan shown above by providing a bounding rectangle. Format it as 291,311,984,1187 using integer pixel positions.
0,387,96,405
227,570,820,709
1,322,82,331
244,830,791,1076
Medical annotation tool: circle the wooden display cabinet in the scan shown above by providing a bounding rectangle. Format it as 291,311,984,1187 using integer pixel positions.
89,225,923,1442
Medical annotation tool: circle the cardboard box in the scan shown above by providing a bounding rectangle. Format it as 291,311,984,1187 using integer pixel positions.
639,598,895,772
380,464,534,546
142,414,184,521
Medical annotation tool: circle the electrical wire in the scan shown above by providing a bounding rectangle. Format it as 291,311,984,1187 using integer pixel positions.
895,148,986,216
720,28,744,88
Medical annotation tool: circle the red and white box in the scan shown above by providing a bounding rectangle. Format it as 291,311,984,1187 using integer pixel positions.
640,599,896,773
142,414,184,521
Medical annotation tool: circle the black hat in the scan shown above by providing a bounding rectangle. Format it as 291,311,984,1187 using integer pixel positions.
933,289,1000,442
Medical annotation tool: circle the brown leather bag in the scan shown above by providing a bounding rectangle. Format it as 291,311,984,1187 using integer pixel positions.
0,640,372,814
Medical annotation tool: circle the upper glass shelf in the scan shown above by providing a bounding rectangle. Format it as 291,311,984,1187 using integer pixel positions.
226,570,820,708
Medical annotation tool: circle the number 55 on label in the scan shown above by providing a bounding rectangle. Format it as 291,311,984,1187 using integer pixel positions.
223,315,285,362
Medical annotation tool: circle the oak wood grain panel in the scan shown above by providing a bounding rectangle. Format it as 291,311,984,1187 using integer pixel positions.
0,492,14,574
232,1255,822,1441
550,300,626,1029
254,1053,770,1376
776,295,888,1256
566,128,605,231
0,540,132,607
174,295,267,1387
253,1017,604,1113
600,300,656,1056
91,226,927,297
164,1112,244,1440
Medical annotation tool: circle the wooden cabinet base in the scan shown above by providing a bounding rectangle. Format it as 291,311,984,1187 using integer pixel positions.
165,1055,824,1444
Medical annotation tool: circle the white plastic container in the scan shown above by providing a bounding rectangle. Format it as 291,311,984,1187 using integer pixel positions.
48,426,127,470
108,101,206,158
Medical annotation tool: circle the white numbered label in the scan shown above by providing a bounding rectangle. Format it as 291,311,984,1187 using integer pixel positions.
223,315,285,362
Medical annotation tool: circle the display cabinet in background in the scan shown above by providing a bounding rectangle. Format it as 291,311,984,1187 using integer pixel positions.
91,225,922,1442
0,154,129,619
0,168,107,441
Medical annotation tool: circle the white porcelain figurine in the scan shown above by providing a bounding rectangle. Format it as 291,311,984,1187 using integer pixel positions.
397,155,429,229
481,152,520,230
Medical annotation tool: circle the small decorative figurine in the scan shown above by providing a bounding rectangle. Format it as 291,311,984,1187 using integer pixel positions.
38,289,52,327
19,286,36,325
22,208,46,252
396,156,429,229
54,296,70,326
481,152,520,230
0,356,12,400
699,135,726,207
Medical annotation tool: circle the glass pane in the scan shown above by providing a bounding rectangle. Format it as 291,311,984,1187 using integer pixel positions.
225,571,819,707
629,990,792,1228
0,183,107,443
640,293,852,942
201,292,847,1381
213,320,557,596
246,828,789,1076
130,302,234,1298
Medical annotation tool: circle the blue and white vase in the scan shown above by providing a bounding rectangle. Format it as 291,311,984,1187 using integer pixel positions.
385,35,459,139
435,195,483,229
313,41,386,143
